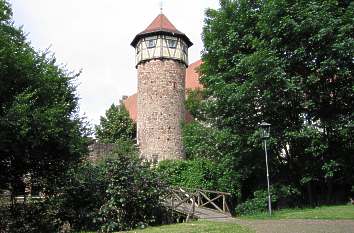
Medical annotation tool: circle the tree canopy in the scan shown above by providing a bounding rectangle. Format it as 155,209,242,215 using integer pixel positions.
95,103,136,143
0,0,89,195
194,0,354,205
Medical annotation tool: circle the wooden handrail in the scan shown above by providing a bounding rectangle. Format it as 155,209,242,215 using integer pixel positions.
172,187,231,196
196,189,231,196
164,187,231,220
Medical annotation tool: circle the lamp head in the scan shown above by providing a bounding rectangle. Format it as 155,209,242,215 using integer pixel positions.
260,122,271,139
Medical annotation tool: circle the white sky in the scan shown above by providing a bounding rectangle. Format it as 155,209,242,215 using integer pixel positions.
9,0,219,126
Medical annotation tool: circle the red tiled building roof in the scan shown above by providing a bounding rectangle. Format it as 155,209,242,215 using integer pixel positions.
124,60,203,122
186,60,203,90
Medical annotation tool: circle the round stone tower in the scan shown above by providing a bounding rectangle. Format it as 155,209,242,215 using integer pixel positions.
131,14,192,162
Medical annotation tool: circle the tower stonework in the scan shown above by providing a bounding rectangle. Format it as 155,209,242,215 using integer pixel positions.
131,14,192,162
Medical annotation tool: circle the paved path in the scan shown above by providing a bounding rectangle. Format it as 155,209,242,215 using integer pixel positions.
167,199,354,233
230,219,354,233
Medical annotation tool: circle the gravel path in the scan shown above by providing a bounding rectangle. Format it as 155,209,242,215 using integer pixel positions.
232,219,354,233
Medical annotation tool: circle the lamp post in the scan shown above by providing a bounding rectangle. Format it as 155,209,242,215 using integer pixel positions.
260,122,272,216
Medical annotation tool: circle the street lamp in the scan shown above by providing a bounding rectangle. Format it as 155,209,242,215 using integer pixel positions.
260,122,272,216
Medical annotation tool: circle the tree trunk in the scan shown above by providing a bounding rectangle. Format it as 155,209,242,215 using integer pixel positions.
326,177,333,204
307,182,314,207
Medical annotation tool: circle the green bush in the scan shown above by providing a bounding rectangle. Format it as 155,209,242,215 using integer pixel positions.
98,153,167,232
157,158,238,195
0,143,168,233
235,185,300,215
182,122,239,161
0,162,107,233
48,161,107,231
235,189,276,216
0,161,105,233
157,159,217,190
0,202,61,233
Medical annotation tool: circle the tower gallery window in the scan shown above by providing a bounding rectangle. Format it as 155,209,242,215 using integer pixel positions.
146,37,157,48
167,39,177,48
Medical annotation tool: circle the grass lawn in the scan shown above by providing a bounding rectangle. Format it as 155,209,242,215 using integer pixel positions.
241,204,354,220
82,220,253,233
83,205,353,232
122,221,253,233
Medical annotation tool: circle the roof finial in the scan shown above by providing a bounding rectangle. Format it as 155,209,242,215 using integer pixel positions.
160,0,163,14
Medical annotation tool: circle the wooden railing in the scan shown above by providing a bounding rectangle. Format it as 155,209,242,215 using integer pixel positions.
195,188,231,213
164,187,231,221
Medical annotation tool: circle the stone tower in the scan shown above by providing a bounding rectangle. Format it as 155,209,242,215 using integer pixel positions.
131,14,192,162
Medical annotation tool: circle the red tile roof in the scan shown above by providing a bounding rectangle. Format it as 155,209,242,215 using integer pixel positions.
124,60,203,122
186,60,203,90
143,14,181,34
131,14,192,47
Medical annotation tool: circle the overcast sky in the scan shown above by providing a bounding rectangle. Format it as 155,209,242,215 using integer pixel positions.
9,0,219,126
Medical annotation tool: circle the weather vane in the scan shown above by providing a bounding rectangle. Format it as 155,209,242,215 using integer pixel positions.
160,0,163,14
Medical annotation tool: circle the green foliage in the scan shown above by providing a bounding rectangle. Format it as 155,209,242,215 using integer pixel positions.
235,185,300,215
1,161,107,232
199,0,354,205
3,149,167,232
235,189,275,216
98,153,167,232
102,138,139,160
183,122,239,161
0,0,89,196
182,121,264,200
157,159,217,190
185,89,206,120
157,158,239,196
49,162,107,231
0,0,11,22
0,203,61,233
95,104,136,143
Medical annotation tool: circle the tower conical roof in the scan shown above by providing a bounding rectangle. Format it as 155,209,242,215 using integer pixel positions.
131,14,192,47
142,14,181,34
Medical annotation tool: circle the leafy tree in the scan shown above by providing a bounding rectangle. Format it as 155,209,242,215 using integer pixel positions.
0,0,89,196
1,145,169,232
157,158,239,196
95,103,136,143
185,89,206,120
199,0,354,205
48,161,107,231
98,151,167,232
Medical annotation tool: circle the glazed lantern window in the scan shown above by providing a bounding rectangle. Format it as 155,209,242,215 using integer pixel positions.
167,39,177,48
260,122,271,139
146,37,157,48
